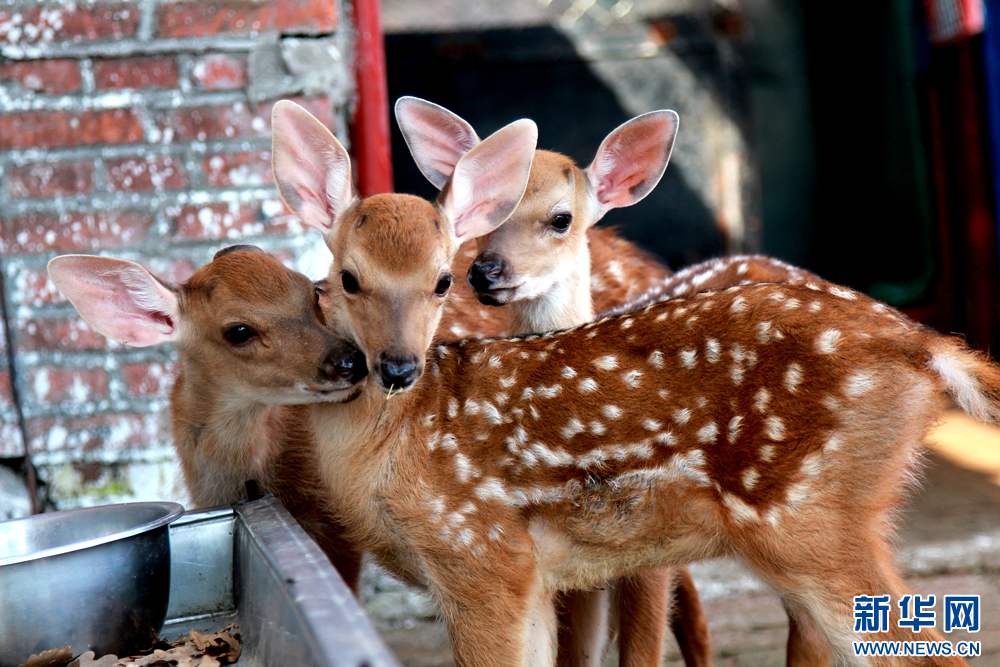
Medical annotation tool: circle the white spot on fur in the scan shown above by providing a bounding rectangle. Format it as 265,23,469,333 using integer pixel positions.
588,421,606,436
801,452,823,478
454,452,479,483
673,408,691,425
816,329,841,355
828,285,857,300
680,349,697,369
561,366,577,379
623,370,643,388
537,384,562,399
621,317,634,329
440,434,458,452
742,467,759,491
642,418,662,431
808,301,822,312
844,372,875,398
602,405,623,420
447,398,459,419
731,296,747,314
655,431,677,447
475,478,509,502
593,355,619,371
728,415,743,444
705,338,721,364
756,321,773,344
696,421,719,444
759,445,776,462
499,374,517,388
764,416,785,441
753,388,770,413
824,434,843,454
784,363,803,393
561,417,585,440
723,493,759,523
648,350,665,369
577,377,598,394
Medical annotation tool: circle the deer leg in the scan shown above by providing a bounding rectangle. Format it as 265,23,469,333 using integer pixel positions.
439,565,558,667
746,534,969,667
615,570,671,667
785,607,831,667
666,566,715,667
556,588,612,667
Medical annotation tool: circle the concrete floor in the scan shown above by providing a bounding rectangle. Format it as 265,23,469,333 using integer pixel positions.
373,410,1000,665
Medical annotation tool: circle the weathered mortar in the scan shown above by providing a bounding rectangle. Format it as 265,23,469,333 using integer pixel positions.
0,0,354,510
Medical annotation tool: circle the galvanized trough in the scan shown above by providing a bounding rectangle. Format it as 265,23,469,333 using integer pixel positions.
165,496,401,667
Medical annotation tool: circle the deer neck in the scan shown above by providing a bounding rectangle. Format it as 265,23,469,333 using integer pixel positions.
508,247,594,335
170,357,282,486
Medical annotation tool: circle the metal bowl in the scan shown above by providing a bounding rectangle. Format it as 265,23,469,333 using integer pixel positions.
0,501,184,666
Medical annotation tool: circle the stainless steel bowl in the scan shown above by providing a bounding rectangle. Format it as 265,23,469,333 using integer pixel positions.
0,501,184,666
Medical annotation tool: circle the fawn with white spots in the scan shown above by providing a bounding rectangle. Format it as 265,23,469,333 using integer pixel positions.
47,247,370,590
278,100,997,666
397,96,714,667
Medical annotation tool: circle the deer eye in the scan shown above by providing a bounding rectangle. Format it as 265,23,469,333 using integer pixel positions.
435,274,453,296
224,324,256,345
550,213,572,232
341,270,360,294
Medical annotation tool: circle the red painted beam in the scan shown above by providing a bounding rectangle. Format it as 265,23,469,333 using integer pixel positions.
350,0,393,196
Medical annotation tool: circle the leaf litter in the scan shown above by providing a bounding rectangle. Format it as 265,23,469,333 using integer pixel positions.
17,625,241,667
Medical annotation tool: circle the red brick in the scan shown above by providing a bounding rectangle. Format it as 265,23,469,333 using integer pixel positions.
0,371,14,411
153,96,331,143
106,156,188,192
9,266,67,307
0,59,81,93
205,151,273,187
157,0,337,39
172,201,265,239
25,367,108,405
122,361,174,397
15,317,111,353
26,412,164,454
0,210,151,254
7,160,94,199
192,54,246,91
94,56,178,90
0,109,144,150
0,5,140,46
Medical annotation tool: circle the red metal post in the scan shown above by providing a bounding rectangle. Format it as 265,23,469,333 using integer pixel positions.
350,0,394,196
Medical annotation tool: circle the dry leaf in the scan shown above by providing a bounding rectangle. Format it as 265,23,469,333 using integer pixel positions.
68,651,120,667
16,646,72,667
61,623,241,667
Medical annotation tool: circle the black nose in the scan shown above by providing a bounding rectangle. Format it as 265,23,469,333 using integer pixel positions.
468,256,503,293
321,345,369,384
379,353,420,390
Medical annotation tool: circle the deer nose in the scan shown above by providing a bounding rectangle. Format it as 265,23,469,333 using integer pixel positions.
468,255,504,292
379,353,420,391
321,345,369,384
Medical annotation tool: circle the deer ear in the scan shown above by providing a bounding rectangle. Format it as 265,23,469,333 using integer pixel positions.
395,96,481,190
47,255,180,348
437,118,537,244
272,100,356,239
585,110,679,219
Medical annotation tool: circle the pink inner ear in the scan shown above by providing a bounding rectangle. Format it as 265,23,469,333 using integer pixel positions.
50,257,179,348
271,101,353,234
398,98,482,189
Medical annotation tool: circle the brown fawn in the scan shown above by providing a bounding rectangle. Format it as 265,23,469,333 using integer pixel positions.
394,96,673,342
47,247,370,589
276,100,994,666
396,96,713,667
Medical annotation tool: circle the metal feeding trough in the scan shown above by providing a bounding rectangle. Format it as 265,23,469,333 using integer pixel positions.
164,496,401,667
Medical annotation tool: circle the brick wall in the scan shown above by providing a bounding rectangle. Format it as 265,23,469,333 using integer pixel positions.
0,0,354,510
